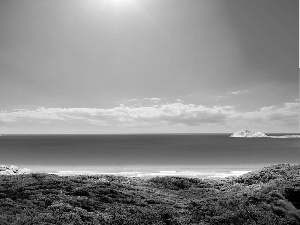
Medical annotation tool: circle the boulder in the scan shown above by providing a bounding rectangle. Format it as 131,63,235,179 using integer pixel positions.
230,130,267,138
9,165,19,173
0,165,30,175
0,165,8,171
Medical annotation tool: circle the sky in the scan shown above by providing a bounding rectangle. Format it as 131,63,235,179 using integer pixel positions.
0,0,298,134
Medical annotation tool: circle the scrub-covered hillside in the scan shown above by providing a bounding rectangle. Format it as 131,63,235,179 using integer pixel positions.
0,164,299,224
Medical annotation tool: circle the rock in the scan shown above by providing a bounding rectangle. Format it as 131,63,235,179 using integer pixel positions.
230,130,267,138
0,164,31,175
0,165,8,171
230,130,300,138
9,165,19,173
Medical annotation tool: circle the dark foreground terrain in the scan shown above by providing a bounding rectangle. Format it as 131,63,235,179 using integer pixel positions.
0,164,299,225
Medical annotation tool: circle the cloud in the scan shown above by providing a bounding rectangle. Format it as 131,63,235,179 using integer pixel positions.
228,90,248,95
216,90,249,100
0,101,298,129
40,121,52,124
126,99,137,102
118,99,138,105
144,98,162,102
0,104,231,126
243,102,299,124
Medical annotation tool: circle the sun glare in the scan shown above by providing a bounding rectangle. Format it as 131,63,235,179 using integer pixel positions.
94,0,134,8
87,0,155,24
113,0,135,8
113,0,125,5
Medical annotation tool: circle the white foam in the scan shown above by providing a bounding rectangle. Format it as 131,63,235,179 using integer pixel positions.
30,165,257,179
49,170,250,178
209,170,251,178
50,170,99,176
268,135,300,138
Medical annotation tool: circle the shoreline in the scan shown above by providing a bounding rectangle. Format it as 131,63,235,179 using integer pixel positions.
2,163,297,180
3,163,299,179
44,169,253,179
3,163,271,179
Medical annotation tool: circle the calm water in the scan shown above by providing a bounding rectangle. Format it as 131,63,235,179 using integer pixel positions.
0,134,299,178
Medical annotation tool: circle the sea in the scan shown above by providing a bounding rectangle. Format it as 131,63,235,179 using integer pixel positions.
0,134,299,179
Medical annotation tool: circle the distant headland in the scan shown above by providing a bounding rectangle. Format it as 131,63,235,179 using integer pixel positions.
230,129,300,138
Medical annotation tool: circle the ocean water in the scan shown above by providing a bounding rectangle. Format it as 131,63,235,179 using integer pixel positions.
0,134,299,178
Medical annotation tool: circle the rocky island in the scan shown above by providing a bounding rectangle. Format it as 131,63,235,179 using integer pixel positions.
230,130,300,138
230,129,268,137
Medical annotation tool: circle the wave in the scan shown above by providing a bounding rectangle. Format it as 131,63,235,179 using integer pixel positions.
208,170,252,178
268,135,300,138
48,170,252,178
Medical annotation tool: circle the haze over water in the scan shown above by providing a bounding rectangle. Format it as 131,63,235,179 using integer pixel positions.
0,134,299,178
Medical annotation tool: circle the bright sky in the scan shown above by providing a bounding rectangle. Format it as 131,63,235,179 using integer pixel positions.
0,0,298,134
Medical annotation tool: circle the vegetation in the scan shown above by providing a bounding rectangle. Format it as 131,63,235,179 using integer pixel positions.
0,164,299,224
